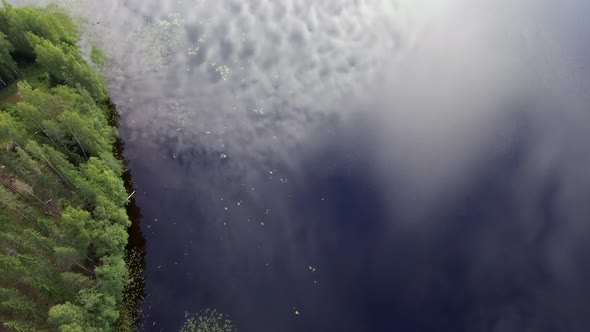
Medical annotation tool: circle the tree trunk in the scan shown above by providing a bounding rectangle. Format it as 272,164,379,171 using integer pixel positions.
32,148,75,190
67,126,88,159
122,190,136,205
27,116,72,157
0,201,35,225
0,168,61,216
75,262,96,277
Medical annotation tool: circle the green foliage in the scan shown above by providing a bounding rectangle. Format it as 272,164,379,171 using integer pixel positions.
61,207,96,254
95,256,128,303
78,288,119,332
0,1,34,61
78,157,127,206
0,111,25,144
27,33,106,101
0,3,135,331
0,0,77,61
59,272,93,296
0,64,48,105
2,320,37,332
180,309,237,332
54,246,83,270
13,145,63,199
0,287,45,322
15,82,116,160
0,254,27,284
90,46,106,69
24,139,78,188
0,31,17,85
0,229,54,258
47,302,86,331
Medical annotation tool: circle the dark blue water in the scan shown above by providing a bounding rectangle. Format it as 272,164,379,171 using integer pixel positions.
121,110,590,331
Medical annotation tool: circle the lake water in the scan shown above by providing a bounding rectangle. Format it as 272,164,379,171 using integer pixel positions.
9,0,590,331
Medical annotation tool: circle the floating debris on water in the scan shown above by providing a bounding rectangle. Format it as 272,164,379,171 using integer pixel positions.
159,13,184,29
251,107,264,115
216,65,230,80
187,45,200,55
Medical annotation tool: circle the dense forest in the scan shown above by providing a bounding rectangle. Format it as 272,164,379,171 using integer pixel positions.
0,1,135,331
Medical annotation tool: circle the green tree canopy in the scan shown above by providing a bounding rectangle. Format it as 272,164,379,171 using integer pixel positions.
0,31,17,85
27,33,106,102
0,4,135,331
0,0,78,61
